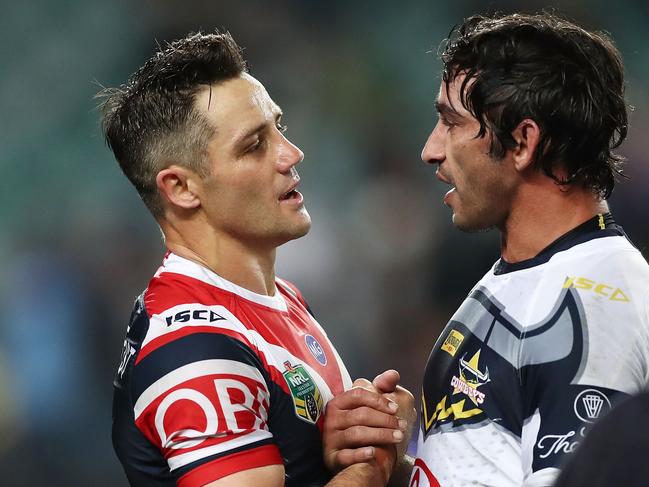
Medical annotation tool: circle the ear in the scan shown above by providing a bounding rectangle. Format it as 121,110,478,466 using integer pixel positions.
155,165,201,210
510,119,541,172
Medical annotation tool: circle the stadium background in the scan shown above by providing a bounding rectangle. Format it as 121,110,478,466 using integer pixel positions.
0,0,647,484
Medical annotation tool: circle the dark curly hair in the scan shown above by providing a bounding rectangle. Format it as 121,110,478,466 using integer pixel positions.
441,13,628,198
99,31,247,217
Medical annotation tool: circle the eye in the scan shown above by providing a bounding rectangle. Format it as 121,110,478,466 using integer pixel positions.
245,138,263,153
439,116,456,128
276,122,287,133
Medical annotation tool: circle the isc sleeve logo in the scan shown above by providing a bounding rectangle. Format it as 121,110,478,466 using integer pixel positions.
562,276,630,302
165,308,226,326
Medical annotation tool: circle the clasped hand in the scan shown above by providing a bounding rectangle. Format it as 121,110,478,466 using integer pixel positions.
322,370,416,485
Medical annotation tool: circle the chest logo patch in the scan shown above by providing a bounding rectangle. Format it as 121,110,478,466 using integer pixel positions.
573,388,611,423
283,361,324,424
305,334,327,366
451,349,490,405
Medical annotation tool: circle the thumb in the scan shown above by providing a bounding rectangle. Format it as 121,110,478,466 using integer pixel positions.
372,369,400,393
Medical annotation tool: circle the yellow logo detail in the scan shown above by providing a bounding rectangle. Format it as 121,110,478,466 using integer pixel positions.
598,214,605,230
563,276,630,302
422,392,483,432
441,329,465,357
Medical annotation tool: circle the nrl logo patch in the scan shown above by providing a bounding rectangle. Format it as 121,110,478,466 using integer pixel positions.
282,361,323,424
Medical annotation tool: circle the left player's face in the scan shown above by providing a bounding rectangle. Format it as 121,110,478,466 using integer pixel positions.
195,73,311,248
421,75,519,232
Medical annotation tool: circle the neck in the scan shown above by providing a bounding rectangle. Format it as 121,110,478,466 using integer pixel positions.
500,178,608,263
161,219,277,296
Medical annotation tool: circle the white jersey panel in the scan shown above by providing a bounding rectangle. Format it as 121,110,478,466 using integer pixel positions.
414,227,649,487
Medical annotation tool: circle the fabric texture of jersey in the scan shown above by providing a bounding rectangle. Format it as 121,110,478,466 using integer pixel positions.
113,252,352,487
411,214,649,487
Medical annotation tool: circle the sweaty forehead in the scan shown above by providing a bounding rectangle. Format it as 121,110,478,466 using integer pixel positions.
437,75,472,116
195,73,280,132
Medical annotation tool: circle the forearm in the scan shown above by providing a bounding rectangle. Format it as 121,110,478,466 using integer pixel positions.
387,454,414,487
326,462,387,487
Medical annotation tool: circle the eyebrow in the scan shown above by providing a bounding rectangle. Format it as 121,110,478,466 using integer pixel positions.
435,101,461,119
234,109,283,146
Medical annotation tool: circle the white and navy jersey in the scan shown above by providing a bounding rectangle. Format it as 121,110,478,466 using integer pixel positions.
112,253,352,487
412,214,649,487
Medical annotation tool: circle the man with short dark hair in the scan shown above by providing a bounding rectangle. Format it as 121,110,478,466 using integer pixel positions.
410,12,649,486
102,32,414,487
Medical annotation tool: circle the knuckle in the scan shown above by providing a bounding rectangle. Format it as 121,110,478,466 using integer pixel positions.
350,406,370,422
346,426,364,443
350,387,365,400
388,414,401,428
353,378,372,388
335,453,349,467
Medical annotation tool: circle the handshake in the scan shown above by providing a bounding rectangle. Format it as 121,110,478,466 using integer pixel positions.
322,370,417,486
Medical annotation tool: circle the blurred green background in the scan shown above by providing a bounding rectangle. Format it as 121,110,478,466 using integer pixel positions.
0,0,647,484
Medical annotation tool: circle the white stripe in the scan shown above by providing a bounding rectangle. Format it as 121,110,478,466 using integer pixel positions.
167,429,274,471
134,359,266,420
160,253,288,312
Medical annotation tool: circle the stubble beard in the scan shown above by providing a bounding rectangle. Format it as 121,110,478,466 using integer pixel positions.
450,191,508,234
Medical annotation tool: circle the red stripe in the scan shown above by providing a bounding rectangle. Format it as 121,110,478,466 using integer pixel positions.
177,443,283,487
144,272,237,316
410,458,441,487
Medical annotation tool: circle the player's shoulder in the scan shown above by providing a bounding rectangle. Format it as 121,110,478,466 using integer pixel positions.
125,254,271,373
142,254,232,317
554,234,648,278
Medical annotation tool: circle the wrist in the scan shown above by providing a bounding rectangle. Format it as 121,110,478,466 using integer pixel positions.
374,445,397,485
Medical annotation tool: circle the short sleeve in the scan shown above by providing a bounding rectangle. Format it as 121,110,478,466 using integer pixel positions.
130,323,283,486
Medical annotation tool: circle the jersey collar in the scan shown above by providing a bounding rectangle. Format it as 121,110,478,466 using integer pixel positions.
494,213,625,275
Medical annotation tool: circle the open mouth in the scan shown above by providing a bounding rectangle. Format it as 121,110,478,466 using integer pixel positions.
280,189,300,201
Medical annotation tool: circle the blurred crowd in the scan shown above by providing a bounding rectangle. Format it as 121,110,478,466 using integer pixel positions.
1,0,647,485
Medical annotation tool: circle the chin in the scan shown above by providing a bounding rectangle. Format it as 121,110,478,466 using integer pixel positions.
452,213,495,234
293,217,312,239
280,214,312,243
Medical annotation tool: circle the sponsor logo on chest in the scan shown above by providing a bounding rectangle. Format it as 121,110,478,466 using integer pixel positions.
305,334,328,366
574,388,611,423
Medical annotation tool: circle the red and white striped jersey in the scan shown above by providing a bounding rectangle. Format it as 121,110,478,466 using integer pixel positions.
113,252,352,487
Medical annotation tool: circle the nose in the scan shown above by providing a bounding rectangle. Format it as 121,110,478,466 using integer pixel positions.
277,133,304,174
421,121,445,166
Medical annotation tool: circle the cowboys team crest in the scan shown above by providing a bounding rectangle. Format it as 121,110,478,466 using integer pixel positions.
282,361,324,424
451,349,490,405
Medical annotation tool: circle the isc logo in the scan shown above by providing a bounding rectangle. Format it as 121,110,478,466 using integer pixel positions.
165,309,226,326
563,277,630,302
